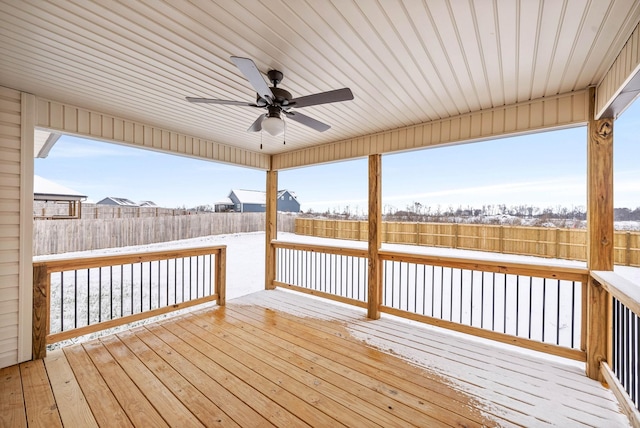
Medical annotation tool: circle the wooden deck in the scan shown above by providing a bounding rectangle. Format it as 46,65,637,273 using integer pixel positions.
1,289,630,427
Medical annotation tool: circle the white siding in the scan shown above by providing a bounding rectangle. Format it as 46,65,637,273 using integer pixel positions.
272,90,589,170
35,99,270,170
0,86,23,367
596,21,640,119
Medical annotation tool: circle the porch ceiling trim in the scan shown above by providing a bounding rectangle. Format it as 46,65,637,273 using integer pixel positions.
596,21,640,119
272,89,589,170
33,97,271,170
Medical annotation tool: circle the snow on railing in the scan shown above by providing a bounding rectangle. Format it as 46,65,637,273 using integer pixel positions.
273,240,588,361
32,246,226,358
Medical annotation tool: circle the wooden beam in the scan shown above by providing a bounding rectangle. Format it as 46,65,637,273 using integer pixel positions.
585,87,614,380
32,263,49,360
265,168,278,290
367,154,382,319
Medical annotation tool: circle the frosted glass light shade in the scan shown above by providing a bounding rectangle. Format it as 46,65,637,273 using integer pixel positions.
262,116,284,136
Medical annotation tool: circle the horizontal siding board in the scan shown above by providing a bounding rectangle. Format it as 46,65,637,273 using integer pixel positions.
0,85,21,365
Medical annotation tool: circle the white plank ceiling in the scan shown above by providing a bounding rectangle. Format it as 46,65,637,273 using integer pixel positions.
1,0,639,156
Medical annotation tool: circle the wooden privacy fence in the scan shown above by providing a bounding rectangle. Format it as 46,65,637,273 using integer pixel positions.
34,201,195,219
35,212,296,256
295,218,640,267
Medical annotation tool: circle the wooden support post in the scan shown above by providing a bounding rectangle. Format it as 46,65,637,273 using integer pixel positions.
585,87,614,381
367,154,382,319
265,168,278,290
32,263,49,360
216,248,226,306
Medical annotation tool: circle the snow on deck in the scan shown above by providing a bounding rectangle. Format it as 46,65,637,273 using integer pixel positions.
244,289,630,427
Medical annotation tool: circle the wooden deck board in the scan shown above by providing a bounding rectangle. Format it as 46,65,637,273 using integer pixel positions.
19,360,62,428
43,350,97,428
115,331,240,428
188,308,455,427
1,289,631,427
0,365,26,428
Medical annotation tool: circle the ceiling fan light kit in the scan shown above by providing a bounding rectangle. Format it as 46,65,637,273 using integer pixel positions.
187,56,353,144
262,115,284,136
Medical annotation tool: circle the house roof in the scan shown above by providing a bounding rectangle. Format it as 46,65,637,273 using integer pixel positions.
97,197,138,207
278,190,298,201
139,201,157,207
1,1,639,168
33,175,87,202
230,189,299,204
230,190,266,205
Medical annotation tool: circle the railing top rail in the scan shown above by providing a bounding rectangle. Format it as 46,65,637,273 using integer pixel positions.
33,245,227,272
378,249,589,282
591,271,640,316
272,240,368,258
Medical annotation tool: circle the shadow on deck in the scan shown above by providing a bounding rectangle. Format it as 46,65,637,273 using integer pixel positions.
1,289,629,427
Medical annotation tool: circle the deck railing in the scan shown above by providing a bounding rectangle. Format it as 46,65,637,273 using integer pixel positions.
272,240,589,361
274,242,368,308
379,250,587,360
32,246,226,358
591,271,640,420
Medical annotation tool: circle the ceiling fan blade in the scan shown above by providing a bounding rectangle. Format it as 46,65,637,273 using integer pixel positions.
247,114,265,132
284,111,331,132
290,88,353,108
186,97,256,107
230,56,274,104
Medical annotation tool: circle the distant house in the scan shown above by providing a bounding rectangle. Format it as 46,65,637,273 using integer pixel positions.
33,175,87,219
216,189,300,213
139,201,158,207
277,190,300,212
97,197,138,207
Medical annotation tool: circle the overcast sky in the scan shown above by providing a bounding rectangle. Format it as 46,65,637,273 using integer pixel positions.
35,100,640,212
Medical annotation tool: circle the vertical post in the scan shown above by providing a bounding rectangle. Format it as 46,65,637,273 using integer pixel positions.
367,154,382,319
585,87,614,380
32,263,49,359
216,248,226,306
265,167,278,290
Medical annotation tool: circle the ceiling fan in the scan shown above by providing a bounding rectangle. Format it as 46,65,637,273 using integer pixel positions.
186,56,354,137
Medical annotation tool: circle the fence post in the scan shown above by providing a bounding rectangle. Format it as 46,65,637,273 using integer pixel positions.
453,223,458,249
32,263,49,359
626,232,632,266
216,248,226,306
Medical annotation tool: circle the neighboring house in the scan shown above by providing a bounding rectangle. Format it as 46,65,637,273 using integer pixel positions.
139,201,158,207
217,189,300,213
33,175,87,219
96,197,138,207
277,190,300,212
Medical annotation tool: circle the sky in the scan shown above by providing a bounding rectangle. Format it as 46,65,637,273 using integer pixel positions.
35,101,640,213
